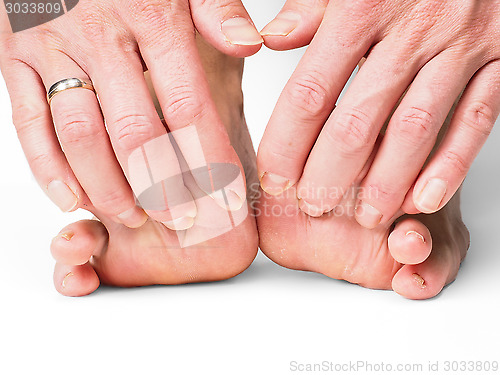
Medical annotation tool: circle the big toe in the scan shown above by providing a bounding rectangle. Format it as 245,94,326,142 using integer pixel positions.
388,218,432,265
51,220,108,296
391,236,462,300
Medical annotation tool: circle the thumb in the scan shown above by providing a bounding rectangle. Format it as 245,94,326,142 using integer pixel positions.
189,0,263,58
261,0,328,51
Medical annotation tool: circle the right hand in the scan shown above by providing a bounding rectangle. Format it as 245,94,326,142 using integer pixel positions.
0,0,261,229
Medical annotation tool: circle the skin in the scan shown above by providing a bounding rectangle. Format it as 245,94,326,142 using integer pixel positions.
50,36,469,300
50,37,260,296
258,0,500,229
0,0,263,230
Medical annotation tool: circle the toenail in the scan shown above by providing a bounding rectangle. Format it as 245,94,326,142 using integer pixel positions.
412,273,426,289
221,17,264,46
62,272,74,288
259,172,293,196
59,231,74,241
415,178,448,213
46,180,78,212
261,11,301,37
406,231,425,243
355,202,382,229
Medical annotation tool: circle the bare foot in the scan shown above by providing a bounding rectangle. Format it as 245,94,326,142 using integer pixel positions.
50,36,259,296
256,166,469,299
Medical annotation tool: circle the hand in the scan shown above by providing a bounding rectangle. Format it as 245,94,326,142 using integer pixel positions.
0,0,262,229
257,0,500,227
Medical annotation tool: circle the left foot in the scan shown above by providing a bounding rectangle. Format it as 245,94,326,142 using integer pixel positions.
50,37,259,296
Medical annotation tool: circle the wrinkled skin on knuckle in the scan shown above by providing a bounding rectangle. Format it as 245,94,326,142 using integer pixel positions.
57,110,103,145
113,114,156,152
27,152,55,175
364,182,399,204
162,84,205,123
328,108,373,155
288,72,332,119
441,149,470,177
121,0,190,40
391,107,437,145
92,189,131,215
13,103,48,137
457,101,496,139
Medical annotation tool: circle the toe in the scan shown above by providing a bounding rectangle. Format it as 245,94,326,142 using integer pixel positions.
51,220,108,266
391,238,461,300
388,218,432,265
53,262,100,297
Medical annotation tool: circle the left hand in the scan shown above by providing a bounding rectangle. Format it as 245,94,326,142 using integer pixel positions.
257,0,500,227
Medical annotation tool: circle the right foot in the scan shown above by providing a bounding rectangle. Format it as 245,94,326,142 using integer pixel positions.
50,37,259,296
256,172,470,300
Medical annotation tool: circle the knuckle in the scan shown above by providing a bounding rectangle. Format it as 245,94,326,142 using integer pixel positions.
441,150,470,176
27,152,53,172
364,182,398,204
263,139,301,167
458,101,496,138
392,107,435,143
13,104,47,137
91,189,130,215
113,114,156,152
57,110,103,145
327,108,373,154
163,86,205,123
288,72,332,119
127,0,183,33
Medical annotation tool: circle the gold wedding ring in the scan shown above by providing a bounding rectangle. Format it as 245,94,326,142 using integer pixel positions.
47,78,95,105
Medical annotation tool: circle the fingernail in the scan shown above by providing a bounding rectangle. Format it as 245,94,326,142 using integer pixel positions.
415,178,448,213
62,272,74,288
406,230,426,243
261,11,301,36
162,216,195,231
298,199,325,217
209,189,244,212
355,202,383,229
116,207,149,229
221,17,264,46
46,180,78,212
260,172,292,196
59,231,74,241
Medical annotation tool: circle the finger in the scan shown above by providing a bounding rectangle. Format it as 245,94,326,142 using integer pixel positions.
190,0,263,58
87,47,197,228
2,59,86,212
355,51,478,228
51,219,108,266
54,262,100,297
258,3,376,197
38,54,148,228
411,59,500,214
260,0,328,51
296,39,424,216
388,218,432,265
135,6,247,211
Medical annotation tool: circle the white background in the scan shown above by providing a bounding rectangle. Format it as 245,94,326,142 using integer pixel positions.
0,1,499,374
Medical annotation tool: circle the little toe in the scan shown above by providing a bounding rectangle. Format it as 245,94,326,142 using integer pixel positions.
51,220,108,266
388,218,432,265
391,238,461,300
53,262,100,297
